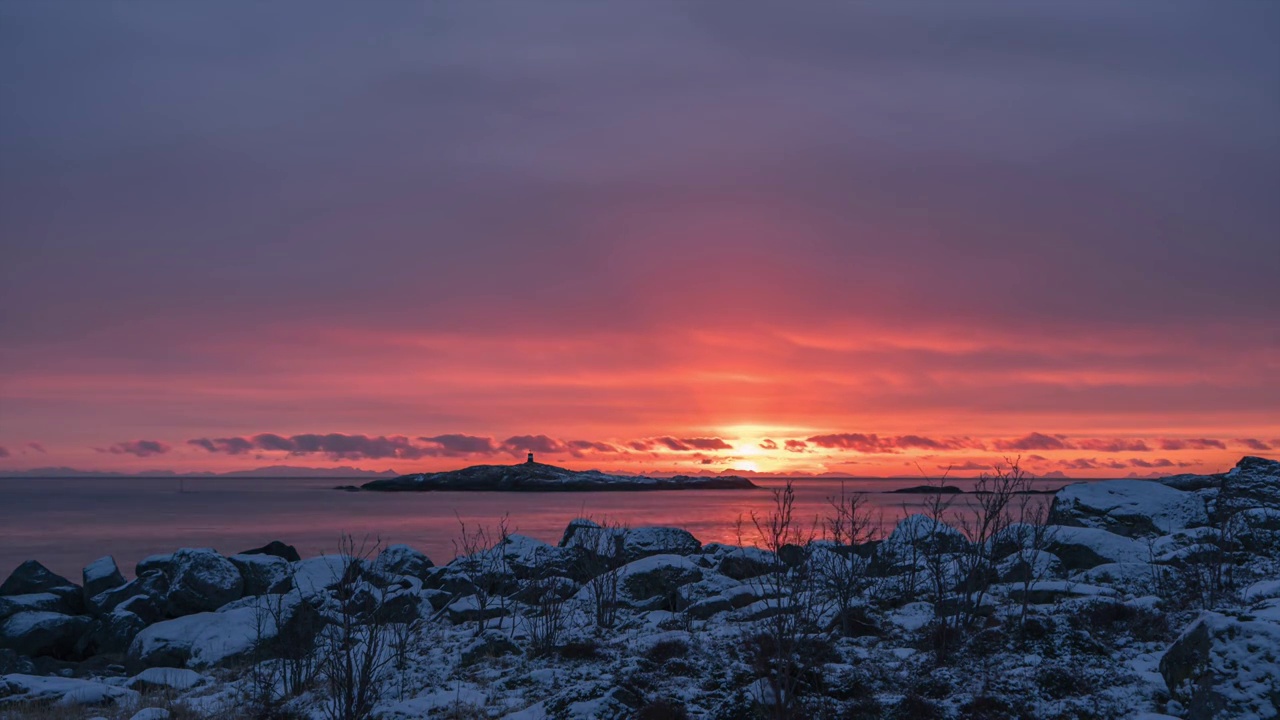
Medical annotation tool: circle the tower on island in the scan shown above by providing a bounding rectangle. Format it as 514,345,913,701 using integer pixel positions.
526,452,534,464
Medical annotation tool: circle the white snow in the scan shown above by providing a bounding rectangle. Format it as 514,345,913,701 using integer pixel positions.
1054,480,1207,534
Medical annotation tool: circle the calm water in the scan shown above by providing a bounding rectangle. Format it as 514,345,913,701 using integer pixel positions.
0,476,1070,581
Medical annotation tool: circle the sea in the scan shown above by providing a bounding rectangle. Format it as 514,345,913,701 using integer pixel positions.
0,476,1071,580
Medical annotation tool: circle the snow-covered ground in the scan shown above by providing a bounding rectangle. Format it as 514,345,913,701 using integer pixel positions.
1,457,1278,719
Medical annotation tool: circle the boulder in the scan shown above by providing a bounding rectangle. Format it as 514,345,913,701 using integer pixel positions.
0,562,81,613
1231,507,1280,554
617,554,703,610
135,553,177,578
0,674,139,709
558,518,602,548
0,592,73,621
166,549,243,615
459,628,522,665
1160,611,1280,720
90,570,170,616
228,554,292,596
82,557,126,604
621,527,701,561
882,514,969,555
1221,456,1280,511
0,647,35,675
1044,526,1146,571
236,540,301,563
0,611,92,659
128,592,316,670
714,547,775,581
372,544,434,580
127,667,208,692
291,555,355,598
1049,480,1208,537
444,595,509,625
75,608,148,657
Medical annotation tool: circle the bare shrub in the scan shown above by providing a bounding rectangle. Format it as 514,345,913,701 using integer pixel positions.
572,518,627,631
522,547,571,656
817,485,880,635
318,534,394,720
452,513,513,637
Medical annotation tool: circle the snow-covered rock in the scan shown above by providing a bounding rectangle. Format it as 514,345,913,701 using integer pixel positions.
1160,610,1280,720
127,666,208,692
707,545,775,580
616,554,703,609
460,628,522,665
0,611,91,659
135,552,177,578
0,673,139,708
1222,456,1280,510
130,709,171,720
0,561,79,609
81,556,126,605
1050,480,1208,537
444,594,509,624
0,592,70,621
128,592,310,669
882,514,968,554
1045,526,1147,570
76,607,148,656
372,544,434,580
90,570,170,616
228,553,292,595
291,555,353,598
1244,579,1280,603
166,549,243,615
621,526,701,561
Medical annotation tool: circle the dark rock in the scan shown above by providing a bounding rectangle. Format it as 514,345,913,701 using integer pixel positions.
559,518,601,548
0,592,73,621
135,553,177,578
0,647,35,675
166,549,243,615
81,557,126,609
90,570,170,617
718,552,773,581
891,485,963,494
445,596,510,624
460,629,522,665
237,541,302,563
0,611,92,659
1,561,79,600
75,609,148,657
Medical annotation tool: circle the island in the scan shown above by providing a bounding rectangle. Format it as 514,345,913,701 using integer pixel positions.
358,457,758,492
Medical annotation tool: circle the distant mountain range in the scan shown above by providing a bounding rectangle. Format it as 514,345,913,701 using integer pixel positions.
0,465,398,479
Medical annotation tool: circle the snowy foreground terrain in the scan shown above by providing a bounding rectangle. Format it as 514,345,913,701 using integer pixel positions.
2,457,1278,720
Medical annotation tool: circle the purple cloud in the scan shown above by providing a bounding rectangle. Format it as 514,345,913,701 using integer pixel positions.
100,440,171,457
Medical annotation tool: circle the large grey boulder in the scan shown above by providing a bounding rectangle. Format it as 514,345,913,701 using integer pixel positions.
1160,611,1280,720
166,549,243,615
1049,480,1208,537
228,554,292,596
0,611,92,659
135,553,177,578
82,557,126,605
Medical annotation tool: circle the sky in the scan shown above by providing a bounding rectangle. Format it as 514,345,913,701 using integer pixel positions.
1,1,1277,478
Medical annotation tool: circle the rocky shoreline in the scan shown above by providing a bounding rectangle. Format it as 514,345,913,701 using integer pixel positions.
1,457,1277,719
